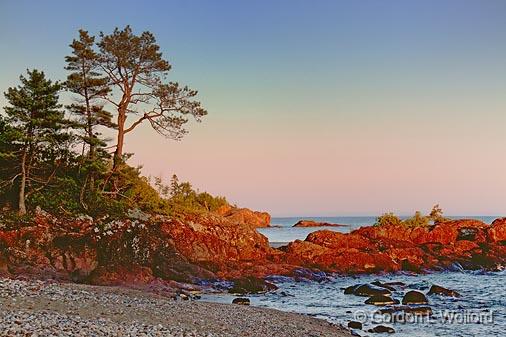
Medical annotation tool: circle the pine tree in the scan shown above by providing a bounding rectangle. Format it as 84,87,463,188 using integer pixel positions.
65,30,114,203
2,69,70,214
96,26,207,169
65,30,113,160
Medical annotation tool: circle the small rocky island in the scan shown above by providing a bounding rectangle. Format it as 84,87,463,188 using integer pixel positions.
292,220,348,227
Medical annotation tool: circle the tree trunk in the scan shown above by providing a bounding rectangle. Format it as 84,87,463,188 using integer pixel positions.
113,112,125,170
18,149,27,215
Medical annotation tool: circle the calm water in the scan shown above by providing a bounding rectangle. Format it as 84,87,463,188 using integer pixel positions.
203,216,505,337
202,270,506,337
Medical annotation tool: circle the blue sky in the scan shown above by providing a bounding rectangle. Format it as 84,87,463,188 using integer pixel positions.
1,0,506,216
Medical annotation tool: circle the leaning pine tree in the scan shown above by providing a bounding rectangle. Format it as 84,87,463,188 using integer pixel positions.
2,69,71,215
96,26,208,170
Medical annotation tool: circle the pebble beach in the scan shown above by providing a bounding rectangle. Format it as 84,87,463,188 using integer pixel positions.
0,278,352,337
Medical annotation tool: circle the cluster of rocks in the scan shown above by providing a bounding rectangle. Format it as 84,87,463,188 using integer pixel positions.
282,218,506,274
0,209,505,297
345,281,461,334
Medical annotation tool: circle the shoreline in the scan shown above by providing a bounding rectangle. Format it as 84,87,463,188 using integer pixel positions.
0,277,353,337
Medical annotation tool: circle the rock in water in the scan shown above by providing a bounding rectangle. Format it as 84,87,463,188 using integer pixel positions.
232,297,250,305
365,295,400,306
228,276,277,294
427,284,461,297
402,290,428,305
352,284,392,297
347,321,363,329
368,325,395,333
371,281,405,291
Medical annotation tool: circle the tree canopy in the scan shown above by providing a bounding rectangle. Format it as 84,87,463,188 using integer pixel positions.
0,26,217,217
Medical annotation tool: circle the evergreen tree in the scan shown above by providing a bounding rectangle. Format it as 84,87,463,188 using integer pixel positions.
96,26,207,169
2,69,71,214
65,29,113,161
65,30,114,205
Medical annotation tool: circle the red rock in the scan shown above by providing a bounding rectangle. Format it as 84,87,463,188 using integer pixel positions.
216,206,271,228
413,220,488,245
305,230,372,250
488,218,506,242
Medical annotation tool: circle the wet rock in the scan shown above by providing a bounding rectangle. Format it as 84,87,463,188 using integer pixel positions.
291,268,330,282
427,284,461,298
371,281,405,291
228,276,277,294
344,284,360,294
353,284,392,297
232,297,250,305
402,290,428,305
368,325,395,333
347,321,363,329
365,295,400,306
377,305,432,316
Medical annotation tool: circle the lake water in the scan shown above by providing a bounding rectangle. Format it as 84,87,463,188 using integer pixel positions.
203,216,505,337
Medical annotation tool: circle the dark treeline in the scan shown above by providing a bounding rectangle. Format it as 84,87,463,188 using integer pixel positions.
0,26,227,217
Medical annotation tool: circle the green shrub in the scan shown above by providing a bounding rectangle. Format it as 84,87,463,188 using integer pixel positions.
375,212,403,227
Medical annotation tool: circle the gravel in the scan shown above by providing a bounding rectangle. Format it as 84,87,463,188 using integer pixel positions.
0,277,352,337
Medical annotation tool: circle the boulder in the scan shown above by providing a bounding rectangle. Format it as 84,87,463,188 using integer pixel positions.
228,276,277,294
352,284,392,297
232,297,250,305
402,290,428,305
347,321,363,330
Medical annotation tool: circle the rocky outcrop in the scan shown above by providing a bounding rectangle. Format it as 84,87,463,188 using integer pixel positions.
282,219,506,274
292,220,347,228
0,211,279,288
1,210,506,291
215,205,271,228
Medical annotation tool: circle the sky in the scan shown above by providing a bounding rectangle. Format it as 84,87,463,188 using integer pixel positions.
1,0,506,216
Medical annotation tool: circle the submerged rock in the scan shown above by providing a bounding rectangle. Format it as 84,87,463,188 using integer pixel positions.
365,295,400,306
368,325,395,334
371,281,405,291
352,284,392,297
427,284,461,298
